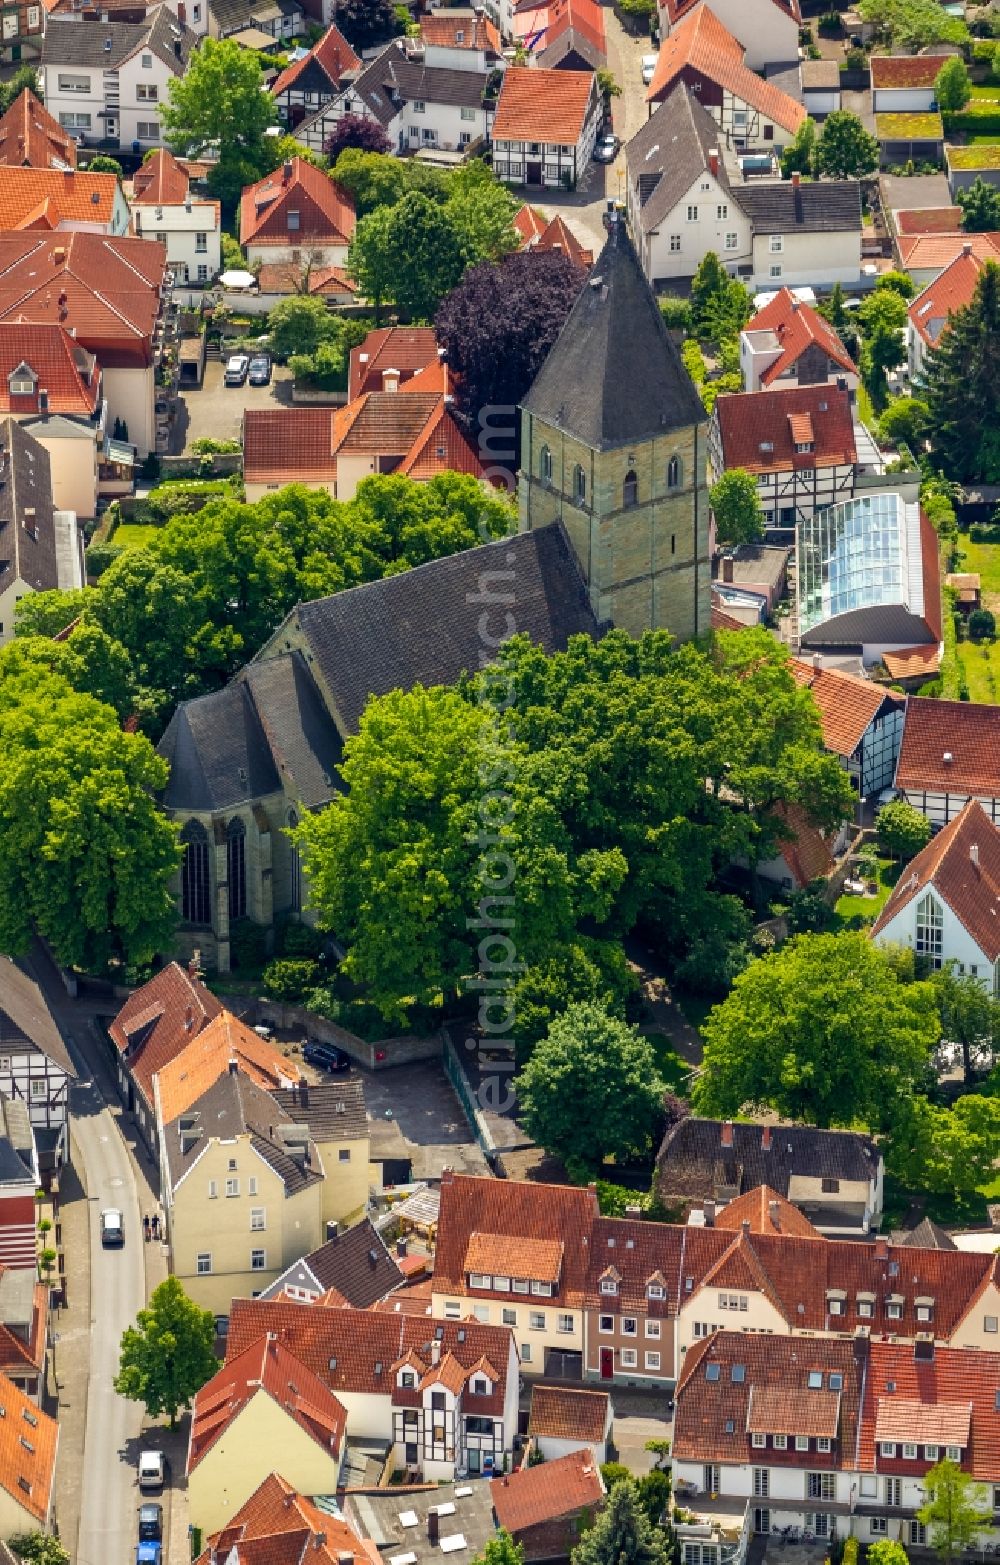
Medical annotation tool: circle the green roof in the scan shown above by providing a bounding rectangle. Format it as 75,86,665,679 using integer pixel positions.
947,142,1000,168
876,111,944,138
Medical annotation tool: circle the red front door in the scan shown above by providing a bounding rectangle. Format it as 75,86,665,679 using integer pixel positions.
600,1348,614,1380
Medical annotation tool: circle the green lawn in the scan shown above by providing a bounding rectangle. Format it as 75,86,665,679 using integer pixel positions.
833,857,901,929
954,529,1000,594
112,523,161,550
967,84,1000,99
648,1036,693,1090
956,638,1000,701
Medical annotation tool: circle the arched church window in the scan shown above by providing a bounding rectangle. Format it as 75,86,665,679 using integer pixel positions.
623,469,638,507
181,820,211,927
227,817,247,923
667,455,682,489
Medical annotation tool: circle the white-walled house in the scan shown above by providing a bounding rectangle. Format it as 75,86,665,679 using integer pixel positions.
871,799,1000,991
740,287,858,392
656,0,799,71
0,419,83,648
491,65,601,189
130,149,221,285
907,244,983,380
0,955,75,1174
239,155,354,269
708,383,858,530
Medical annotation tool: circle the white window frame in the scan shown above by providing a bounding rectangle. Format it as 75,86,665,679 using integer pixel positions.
196,1253,212,1275
251,1248,267,1271
250,1208,265,1231
620,1348,637,1368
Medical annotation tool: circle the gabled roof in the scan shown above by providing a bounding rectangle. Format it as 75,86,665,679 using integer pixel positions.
585,1217,685,1313
532,213,593,266
240,157,355,248
890,1216,958,1251
897,231,1000,271
744,286,857,385
187,1334,346,1473
627,84,735,238
196,1473,378,1565
348,326,438,399
270,1079,368,1144
657,1117,879,1206
259,1214,405,1308
895,698,1000,797
0,959,74,1077
0,418,58,598
41,5,196,72
0,322,99,420
491,64,598,147
715,1184,822,1239
737,178,862,235
0,166,120,232
871,54,951,88
131,148,189,206
909,245,984,347
772,801,835,888
271,22,359,97
491,1448,605,1533
882,643,942,680
0,91,75,172
420,10,501,51
871,799,1000,960
154,1009,302,1126
514,203,547,247
108,961,222,1115
712,383,856,475
521,220,706,449
162,1064,322,1196
0,1371,58,1524
255,261,355,298
646,7,806,134
660,0,799,33
0,1273,48,1380
529,1384,609,1443
857,1342,1000,1478
789,657,901,761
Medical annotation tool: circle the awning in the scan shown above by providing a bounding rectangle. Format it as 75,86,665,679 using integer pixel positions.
105,438,136,466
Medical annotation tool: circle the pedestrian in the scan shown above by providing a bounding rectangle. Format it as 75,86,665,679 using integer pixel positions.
152,1213,160,1241
143,1214,150,1242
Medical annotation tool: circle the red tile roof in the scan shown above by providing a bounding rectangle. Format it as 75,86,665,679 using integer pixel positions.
533,213,593,267
108,961,222,1117
243,407,336,487
155,1009,302,1124
586,1217,684,1314
874,1397,971,1446
897,231,1000,271
272,23,360,98
529,1385,609,1443
240,158,355,249
255,262,355,298
773,801,835,888
711,599,752,632
491,1449,605,1533
871,54,951,88
196,1473,379,1565
660,0,799,32
131,148,189,206
0,322,100,417
870,799,1000,960
789,658,902,760
187,1334,346,1474
748,1383,841,1437
0,1277,48,1383
715,1185,822,1239
0,1371,58,1524
909,246,984,346
857,1341,1000,1479
745,287,857,386
894,207,962,236
348,326,438,400
895,698,1000,798
0,166,121,230
420,12,500,50
525,0,606,58
647,7,806,133
514,203,548,248
492,65,598,148
713,384,856,476
0,91,76,172
881,643,941,679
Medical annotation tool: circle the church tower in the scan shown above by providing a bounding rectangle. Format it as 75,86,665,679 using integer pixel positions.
518,214,710,642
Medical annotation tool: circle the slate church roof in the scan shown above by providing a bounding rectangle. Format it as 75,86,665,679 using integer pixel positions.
520,217,706,450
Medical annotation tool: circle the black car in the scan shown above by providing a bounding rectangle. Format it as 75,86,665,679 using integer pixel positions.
248,355,272,387
303,1039,350,1073
139,1505,163,1543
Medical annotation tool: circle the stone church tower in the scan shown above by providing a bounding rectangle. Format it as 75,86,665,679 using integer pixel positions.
518,215,711,642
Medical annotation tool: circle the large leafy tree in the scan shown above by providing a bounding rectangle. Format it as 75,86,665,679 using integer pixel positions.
573,1481,671,1565
858,285,907,410
710,468,765,548
931,962,1000,1083
160,39,277,206
815,110,879,180
324,113,392,160
334,0,404,48
887,1092,1000,1199
857,0,968,48
924,260,1000,480
383,191,466,320
347,204,396,320
473,1537,524,1565
958,177,1000,233
780,117,816,178
9,1539,71,1565
876,798,931,860
515,1002,666,1174
935,56,971,111
115,1276,217,1429
693,931,939,1128
690,252,753,343
445,161,519,264
917,1460,992,1563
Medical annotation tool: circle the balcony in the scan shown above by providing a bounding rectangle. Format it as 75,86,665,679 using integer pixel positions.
673,1495,749,1565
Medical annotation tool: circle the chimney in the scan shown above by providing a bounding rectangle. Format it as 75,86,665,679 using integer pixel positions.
431,1340,441,1365
761,1126,772,1151
813,652,822,671
704,1198,716,1227
791,172,800,189
428,1511,440,1545
228,1057,238,1075
721,554,734,584
720,1120,734,1147
971,843,980,869
282,160,293,183
299,1078,310,1108
791,296,800,311
52,245,65,264
741,1219,751,1237
875,1238,889,1261
943,751,953,764
963,241,973,255
708,148,719,178
397,1237,408,1258
768,1199,780,1229
382,367,400,392
337,1554,354,1565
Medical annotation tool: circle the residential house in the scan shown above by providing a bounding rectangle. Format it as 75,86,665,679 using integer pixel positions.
654,0,799,72
514,204,593,265
130,149,221,286
645,10,805,152
270,1079,372,1230
735,175,862,289
0,1269,48,1400
208,0,304,41
889,1215,957,1250
798,486,942,668
895,698,1000,827
186,1334,347,1534
270,23,360,129
195,1475,379,1565
347,1483,497,1565
800,59,840,117
583,1214,684,1387
295,39,493,160
740,288,858,393
106,959,223,1151
251,260,355,305
907,242,982,379
0,418,84,644
713,544,788,614
239,156,354,270
242,363,487,502
491,1449,606,1560
258,1213,405,1306
41,7,198,153
708,1185,824,1239
514,0,606,72
0,165,129,234
788,656,906,797
159,1062,325,1312
753,801,837,892
870,54,951,112
152,1007,303,1129
0,91,76,170
527,1385,611,1464
871,799,1000,990
420,10,501,65
0,0,44,69
225,1297,521,1480
491,65,602,189
156,524,599,970
895,229,1000,290
655,1118,883,1235
0,1104,39,1273
0,1372,58,1538
348,326,438,400
0,959,74,1175
0,231,171,456
708,384,858,531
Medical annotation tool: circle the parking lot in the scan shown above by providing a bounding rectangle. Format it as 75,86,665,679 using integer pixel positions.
172,357,293,452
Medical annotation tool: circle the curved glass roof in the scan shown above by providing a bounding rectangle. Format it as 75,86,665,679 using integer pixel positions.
797,491,922,634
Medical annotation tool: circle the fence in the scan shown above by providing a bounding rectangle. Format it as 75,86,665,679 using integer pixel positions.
443,1035,498,1158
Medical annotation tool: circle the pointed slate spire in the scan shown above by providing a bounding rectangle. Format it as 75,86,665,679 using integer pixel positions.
521,213,706,451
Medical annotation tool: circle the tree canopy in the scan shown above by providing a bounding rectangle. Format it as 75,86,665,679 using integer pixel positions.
924,260,1000,480
160,38,277,206
324,113,392,160
572,1481,672,1565
690,253,753,343
958,177,1000,233
114,1275,217,1428
815,111,879,180
710,469,766,548
857,0,968,49
876,798,931,860
935,56,971,111
917,1459,992,1562
334,0,405,48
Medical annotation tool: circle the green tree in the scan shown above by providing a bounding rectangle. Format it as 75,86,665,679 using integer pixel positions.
635,1470,672,1530
9,1538,71,1565
472,1535,524,1565
573,1480,671,1565
958,176,1000,233
0,67,43,116
876,270,916,300
14,587,89,638
0,624,133,720
690,252,752,343
87,154,124,176
815,110,879,179
515,1002,665,1173
876,798,932,859
877,396,929,450
444,161,519,263
970,606,997,641
693,932,939,1128
710,468,766,548
115,1275,217,1429
931,961,1000,1082
825,281,848,329
857,0,968,48
781,116,817,178
160,39,277,206
867,1544,910,1565
924,261,1000,480
331,147,412,215
858,285,908,409
917,1459,992,1563
268,293,339,358
935,56,971,110
383,191,465,320
347,203,396,319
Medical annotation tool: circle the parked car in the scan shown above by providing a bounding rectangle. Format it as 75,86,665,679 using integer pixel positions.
139,1505,163,1543
137,1543,162,1565
224,354,250,386
100,1208,124,1248
138,1451,166,1493
641,52,658,83
593,132,619,163
302,1039,350,1073
248,355,272,387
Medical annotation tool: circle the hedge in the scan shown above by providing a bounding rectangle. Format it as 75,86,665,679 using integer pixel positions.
970,523,1000,542
944,108,1000,134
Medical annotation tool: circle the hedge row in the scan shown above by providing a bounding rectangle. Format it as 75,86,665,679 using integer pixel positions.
944,108,1000,134
969,523,1000,543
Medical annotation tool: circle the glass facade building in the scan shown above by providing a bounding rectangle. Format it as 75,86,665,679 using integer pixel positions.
797,491,919,636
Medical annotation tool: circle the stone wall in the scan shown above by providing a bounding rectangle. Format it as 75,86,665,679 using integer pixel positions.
215,992,445,1071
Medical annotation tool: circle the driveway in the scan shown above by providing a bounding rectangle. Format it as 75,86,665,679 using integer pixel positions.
174,358,293,453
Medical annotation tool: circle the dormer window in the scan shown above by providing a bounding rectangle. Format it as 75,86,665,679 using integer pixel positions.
601,1279,618,1296
9,376,33,396
472,1377,489,1394
401,1371,415,1388
794,441,814,454
915,1298,935,1323
469,1273,491,1289
647,1283,665,1301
